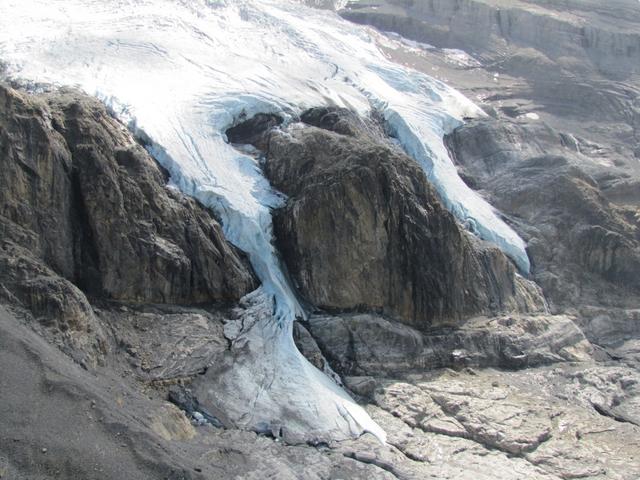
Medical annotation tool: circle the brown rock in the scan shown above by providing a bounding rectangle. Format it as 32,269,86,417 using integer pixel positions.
255,108,543,329
0,84,256,306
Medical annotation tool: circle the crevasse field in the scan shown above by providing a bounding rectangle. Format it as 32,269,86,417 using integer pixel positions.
0,0,531,442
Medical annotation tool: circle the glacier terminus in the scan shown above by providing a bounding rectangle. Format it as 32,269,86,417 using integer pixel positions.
0,0,532,443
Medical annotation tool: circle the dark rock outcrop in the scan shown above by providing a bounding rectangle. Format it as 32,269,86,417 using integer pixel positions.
0,84,256,364
242,108,544,329
0,84,256,306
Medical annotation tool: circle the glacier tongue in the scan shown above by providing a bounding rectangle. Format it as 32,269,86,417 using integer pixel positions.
0,0,529,442
195,288,387,444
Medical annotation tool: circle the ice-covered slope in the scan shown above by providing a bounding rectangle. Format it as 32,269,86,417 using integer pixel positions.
0,0,529,442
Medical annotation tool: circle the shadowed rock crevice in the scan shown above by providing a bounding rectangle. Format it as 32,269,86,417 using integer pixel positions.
226,113,283,147
69,165,103,295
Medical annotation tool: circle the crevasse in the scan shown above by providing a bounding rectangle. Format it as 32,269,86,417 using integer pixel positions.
0,0,530,442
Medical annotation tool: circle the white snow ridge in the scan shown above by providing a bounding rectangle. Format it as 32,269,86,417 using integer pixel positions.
0,0,530,443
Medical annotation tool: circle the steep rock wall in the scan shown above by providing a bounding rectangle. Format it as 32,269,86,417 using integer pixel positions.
0,85,257,307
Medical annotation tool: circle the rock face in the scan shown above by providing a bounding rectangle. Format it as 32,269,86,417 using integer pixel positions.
0,84,256,365
0,0,638,475
0,84,256,305
304,313,592,377
1,54,640,480
355,365,640,480
0,243,108,366
341,0,640,79
445,119,640,311
340,0,640,180
99,305,229,382
255,108,544,329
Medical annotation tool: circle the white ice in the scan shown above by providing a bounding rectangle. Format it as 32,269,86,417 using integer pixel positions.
0,0,530,442
196,288,387,444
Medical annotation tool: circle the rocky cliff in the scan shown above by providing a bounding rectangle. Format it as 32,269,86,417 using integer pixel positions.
0,85,256,303
230,107,544,330
341,0,640,79
1,78,640,478
0,84,256,365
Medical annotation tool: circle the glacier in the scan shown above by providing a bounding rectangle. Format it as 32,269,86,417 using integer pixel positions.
0,0,530,442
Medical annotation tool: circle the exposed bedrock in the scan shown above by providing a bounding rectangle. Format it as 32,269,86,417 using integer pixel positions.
445,118,640,311
340,0,640,163
1,86,639,479
0,84,256,305
301,313,592,378
0,84,256,363
243,107,545,330
341,0,640,79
